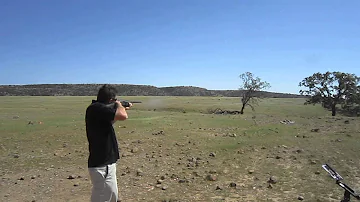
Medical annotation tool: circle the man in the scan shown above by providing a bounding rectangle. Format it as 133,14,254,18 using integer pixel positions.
85,84,132,202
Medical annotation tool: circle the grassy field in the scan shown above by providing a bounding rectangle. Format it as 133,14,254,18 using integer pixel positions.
0,96,359,202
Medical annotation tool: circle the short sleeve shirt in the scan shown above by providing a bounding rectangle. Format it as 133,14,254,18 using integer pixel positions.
85,100,120,168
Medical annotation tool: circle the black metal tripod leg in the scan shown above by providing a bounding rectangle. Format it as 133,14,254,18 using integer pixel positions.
341,190,351,202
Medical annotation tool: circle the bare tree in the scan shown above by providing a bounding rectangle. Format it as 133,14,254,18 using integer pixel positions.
239,72,271,114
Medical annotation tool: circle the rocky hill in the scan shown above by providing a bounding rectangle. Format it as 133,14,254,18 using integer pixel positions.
0,84,304,98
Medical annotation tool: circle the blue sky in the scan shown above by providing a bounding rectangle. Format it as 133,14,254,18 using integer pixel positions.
1,0,359,94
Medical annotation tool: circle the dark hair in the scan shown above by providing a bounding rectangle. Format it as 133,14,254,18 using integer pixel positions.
96,84,117,103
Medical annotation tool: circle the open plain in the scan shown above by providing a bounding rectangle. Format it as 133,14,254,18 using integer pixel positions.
1,96,359,202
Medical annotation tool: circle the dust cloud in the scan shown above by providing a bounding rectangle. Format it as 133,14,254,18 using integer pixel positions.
142,97,166,109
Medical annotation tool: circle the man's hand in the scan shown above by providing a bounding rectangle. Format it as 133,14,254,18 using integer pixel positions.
125,102,133,110
115,101,125,109
119,101,133,110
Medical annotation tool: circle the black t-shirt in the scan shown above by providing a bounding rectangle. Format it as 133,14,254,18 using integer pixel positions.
85,100,120,168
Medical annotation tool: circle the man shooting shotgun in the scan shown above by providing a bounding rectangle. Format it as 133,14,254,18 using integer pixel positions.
85,84,135,202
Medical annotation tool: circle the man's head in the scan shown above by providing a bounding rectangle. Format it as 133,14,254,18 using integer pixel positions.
96,84,118,103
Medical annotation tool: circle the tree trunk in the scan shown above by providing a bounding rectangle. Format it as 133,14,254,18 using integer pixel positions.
331,104,336,116
240,104,245,114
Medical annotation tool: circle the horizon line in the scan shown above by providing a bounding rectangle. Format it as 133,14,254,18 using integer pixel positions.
0,83,302,95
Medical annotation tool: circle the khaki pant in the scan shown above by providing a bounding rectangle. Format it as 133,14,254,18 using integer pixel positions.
88,163,118,202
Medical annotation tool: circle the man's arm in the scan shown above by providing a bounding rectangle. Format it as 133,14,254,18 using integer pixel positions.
112,101,131,123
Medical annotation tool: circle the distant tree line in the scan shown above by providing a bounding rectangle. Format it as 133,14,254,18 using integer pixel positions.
0,84,303,98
